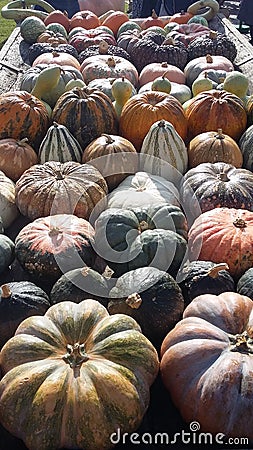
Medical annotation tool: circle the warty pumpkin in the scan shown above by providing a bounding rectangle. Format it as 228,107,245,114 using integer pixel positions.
188,207,253,279
160,291,253,440
15,161,108,221
119,91,188,151
0,299,159,450
51,86,118,149
187,30,237,62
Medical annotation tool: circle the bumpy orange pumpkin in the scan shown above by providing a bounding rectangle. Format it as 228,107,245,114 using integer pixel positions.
119,91,188,151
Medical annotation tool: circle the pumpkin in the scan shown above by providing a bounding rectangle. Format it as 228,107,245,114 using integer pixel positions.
82,134,138,191
20,64,85,109
50,267,112,306
108,266,184,347
185,90,247,141
187,30,237,62
0,138,38,182
117,28,142,54
188,129,243,168
223,71,249,100
51,87,118,149
168,23,210,47
45,23,69,39
188,207,253,279
32,50,81,71
44,9,70,32
0,235,15,275
239,125,253,171
15,214,97,285
169,10,193,24
94,206,188,277
101,10,129,36
0,91,50,152
69,10,100,30
0,299,159,450
38,122,83,164
78,40,132,64
180,162,253,224
140,120,188,177
0,171,19,229
196,68,228,88
69,28,117,53
187,15,209,26
36,30,68,45
28,43,79,66
184,54,234,86
0,282,50,349
117,20,142,38
106,171,180,210
178,261,235,306
20,16,46,44
237,268,253,300
80,55,139,87
139,80,192,104
119,91,188,151
141,10,164,30
15,161,108,221
139,62,186,87
160,291,253,439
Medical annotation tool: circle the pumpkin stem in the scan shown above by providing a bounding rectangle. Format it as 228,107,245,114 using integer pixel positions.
180,10,186,15
151,9,158,19
63,343,89,368
55,169,65,180
229,331,253,354
158,120,166,128
107,57,116,68
209,30,218,40
218,171,229,182
205,54,213,63
215,128,224,139
138,221,149,232
233,218,247,229
161,62,168,68
1,284,11,299
17,137,29,147
207,263,229,278
81,267,90,276
99,40,109,54
101,134,115,144
163,37,176,46
126,293,142,309
48,227,62,237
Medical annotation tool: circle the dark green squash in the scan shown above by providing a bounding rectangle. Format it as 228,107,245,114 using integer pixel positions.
0,281,50,348
239,124,253,171
237,267,253,300
187,31,237,62
0,235,15,275
108,266,184,347
178,261,235,306
50,266,113,307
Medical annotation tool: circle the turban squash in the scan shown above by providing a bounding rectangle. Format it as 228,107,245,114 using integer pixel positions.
160,292,253,440
0,299,159,450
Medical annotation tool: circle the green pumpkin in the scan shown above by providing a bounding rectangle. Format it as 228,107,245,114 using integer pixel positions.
108,266,184,346
237,267,253,300
188,15,209,27
0,235,15,275
239,124,253,171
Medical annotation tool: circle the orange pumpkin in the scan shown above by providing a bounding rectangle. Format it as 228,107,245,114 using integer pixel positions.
102,11,129,36
32,50,81,70
188,207,253,279
169,10,193,24
0,91,50,152
139,62,186,87
69,10,100,30
119,91,188,151
185,90,247,141
0,138,38,182
141,9,164,30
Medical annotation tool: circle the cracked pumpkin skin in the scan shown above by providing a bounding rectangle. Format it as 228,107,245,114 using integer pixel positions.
0,299,159,450
160,292,253,440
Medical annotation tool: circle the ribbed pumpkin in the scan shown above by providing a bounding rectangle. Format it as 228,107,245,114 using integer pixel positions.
180,162,253,223
141,10,164,30
0,91,50,152
101,10,129,35
0,171,19,229
0,299,159,450
239,124,253,171
0,138,38,182
168,23,210,47
32,50,81,71
82,134,138,191
237,268,253,300
188,128,243,168
108,267,184,347
15,161,108,221
185,90,247,141
140,120,188,176
184,54,234,86
0,282,50,349
51,87,118,149
119,91,188,151
15,214,97,285
188,207,253,279
38,122,83,164
160,292,253,440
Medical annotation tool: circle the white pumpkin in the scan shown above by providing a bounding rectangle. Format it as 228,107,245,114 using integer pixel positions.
140,120,188,177
0,171,19,228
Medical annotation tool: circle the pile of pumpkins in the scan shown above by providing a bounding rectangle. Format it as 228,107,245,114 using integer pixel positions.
0,1,253,449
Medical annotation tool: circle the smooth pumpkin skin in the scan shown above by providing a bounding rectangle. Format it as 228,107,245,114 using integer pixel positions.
0,299,159,450
160,292,253,439
188,207,253,279
237,268,253,300
0,235,15,274
0,138,38,182
0,170,19,229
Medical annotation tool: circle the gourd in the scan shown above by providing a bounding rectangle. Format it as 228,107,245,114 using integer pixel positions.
64,79,87,91
151,75,171,94
187,0,220,21
30,65,62,116
160,292,253,439
191,74,213,95
0,299,159,450
184,54,234,86
1,0,54,21
38,122,83,163
0,138,38,182
111,77,134,117
0,281,50,349
20,16,47,44
0,235,15,275
223,71,249,99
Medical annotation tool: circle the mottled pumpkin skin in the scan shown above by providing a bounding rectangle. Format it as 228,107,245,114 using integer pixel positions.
15,214,97,284
160,292,253,440
0,91,50,151
15,161,108,221
119,91,188,151
52,87,118,149
0,299,159,450
188,207,253,279
185,90,247,141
